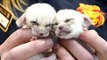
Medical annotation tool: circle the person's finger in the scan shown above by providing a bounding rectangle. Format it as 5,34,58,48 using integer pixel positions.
1,38,53,60
79,30,107,60
53,44,75,60
41,54,56,60
56,58,61,60
60,39,94,60
0,28,32,55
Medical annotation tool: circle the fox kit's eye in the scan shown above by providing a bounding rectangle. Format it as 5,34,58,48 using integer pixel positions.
65,18,74,22
53,23,58,25
30,21,39,26
45,24,52,27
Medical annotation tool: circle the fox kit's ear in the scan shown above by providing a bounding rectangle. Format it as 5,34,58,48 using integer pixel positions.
82,14,93,28
16,14,26,27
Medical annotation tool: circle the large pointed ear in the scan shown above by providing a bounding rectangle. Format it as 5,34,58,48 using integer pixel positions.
82,14,93,28
16,13,26,27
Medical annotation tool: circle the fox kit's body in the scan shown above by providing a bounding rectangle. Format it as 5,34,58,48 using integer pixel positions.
16,3,56,60
54,9,98,60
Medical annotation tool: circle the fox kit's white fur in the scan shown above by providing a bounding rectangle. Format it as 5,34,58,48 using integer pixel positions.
16,3,56,37
55,9,92,39
54,9,98,60
16,3,56,60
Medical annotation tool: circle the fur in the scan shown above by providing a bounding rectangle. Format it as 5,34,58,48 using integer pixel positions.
54,9,92,39
16,3,56,60
54,9,98,60
16,3,56,37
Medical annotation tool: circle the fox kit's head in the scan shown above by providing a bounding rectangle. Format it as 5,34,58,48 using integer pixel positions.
16,3,56,37
54,9,92,39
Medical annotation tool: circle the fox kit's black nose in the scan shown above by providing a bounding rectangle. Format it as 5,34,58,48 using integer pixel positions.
59,26,63,30
39,33,44,36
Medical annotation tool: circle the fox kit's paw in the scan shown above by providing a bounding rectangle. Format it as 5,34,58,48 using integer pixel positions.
30,35,37,41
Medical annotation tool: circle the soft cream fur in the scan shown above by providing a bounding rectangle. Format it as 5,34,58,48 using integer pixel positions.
54,9,98,60
16,3,56,60
16,3,56,37
55,9,92,39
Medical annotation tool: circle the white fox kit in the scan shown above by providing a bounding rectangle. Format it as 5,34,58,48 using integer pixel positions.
54,9,98,60
16,3,56,38
54,9,92,39
16,3,56,60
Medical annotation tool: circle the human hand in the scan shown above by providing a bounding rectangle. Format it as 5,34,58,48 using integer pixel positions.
53,30,107,60
0,28,54,60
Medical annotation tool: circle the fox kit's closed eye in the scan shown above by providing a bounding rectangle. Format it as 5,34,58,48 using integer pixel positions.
16,3,56,60
54,9,92,39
